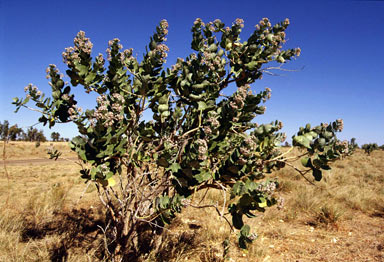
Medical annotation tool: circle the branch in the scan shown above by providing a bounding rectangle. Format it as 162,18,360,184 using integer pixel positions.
284,161,315,186
20,105,45,114
260,65,305,77
189,202,234,232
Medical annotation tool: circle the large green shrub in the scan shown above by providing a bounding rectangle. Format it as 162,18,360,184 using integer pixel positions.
14,17,346,260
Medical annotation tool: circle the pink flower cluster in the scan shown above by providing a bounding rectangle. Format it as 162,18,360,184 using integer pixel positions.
159,19,169,41
193,18,205,27
336,119,344,132
153,43,169,63
196,139,208,161
257,181,277,195
24,84,42,98
62,31,93,65
68,105,82,121
230,85,249,111
201,49,223,71
106,38,122,61
93,94,125,128
234,18,244,28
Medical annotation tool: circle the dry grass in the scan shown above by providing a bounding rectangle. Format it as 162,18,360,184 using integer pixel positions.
0,143,383,261
1,141,77,160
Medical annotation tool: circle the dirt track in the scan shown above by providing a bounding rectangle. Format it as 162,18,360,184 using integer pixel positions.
0,157,78,166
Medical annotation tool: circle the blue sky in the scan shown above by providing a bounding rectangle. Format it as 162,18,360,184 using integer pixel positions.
1,0,383,145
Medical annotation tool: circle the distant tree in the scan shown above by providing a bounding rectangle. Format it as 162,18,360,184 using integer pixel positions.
362,143,378,155
26,127,37,142
51,131,61,142
36,130,47,142
0,120,9,140
350,137,358,149
8,124,24,141
26,127,47,142
284,141,291,147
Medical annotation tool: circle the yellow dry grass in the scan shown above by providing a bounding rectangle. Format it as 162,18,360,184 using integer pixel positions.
1,141,77,160
0,143,383,261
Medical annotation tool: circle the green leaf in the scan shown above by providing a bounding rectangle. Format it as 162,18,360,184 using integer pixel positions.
159,196,170,209
72,136,86,146
194,170,211,183
240,224,250,237
232,212,244,229
85,72,96,84
231,181,242,198
301,157,312,168
197,101,207,111
76,64,89,76
245,61,258,71
78,150,87,161
293,135,311,149
312,168,322,181
52,90,61,99
168,162,181,173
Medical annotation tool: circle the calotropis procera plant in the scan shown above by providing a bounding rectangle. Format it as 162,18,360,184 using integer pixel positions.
14,18,346,260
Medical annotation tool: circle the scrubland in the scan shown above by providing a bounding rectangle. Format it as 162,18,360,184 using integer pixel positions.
1,142,383,261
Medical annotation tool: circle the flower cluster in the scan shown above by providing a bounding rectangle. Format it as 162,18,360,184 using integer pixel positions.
106,38,122,61
68,105,82,121
99,164,110,175
206,22,216,32
258,18,272,28
171,58,184,72
257,181,277,195
277,197,285,210
24,84,42,99
95,53,105,66
153,43,169,63
295,47,301,57
234,18,244,28
122,48,135,64
230,85,249,111
93,94,125,128
158,19,169,41
201,49,223,71
62,31,93,65
181,198,191,208
244,136,258,151
193,18,205,27
45,64,61,79
335,119,344,132
207,111,220,129
196,139,208,161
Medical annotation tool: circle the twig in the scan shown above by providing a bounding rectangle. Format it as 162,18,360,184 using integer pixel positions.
76,181,92,205
284,162,315,186
189,203,234,232
20,105,45,114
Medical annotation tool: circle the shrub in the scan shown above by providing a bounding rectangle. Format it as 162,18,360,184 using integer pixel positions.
14,17,346,260
362,143,378,155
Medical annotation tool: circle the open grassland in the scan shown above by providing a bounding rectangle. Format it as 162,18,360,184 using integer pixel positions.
0,142,383,261
1,141,77,160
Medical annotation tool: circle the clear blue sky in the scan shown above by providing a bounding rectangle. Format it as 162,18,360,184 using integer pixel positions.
1,0,383,145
